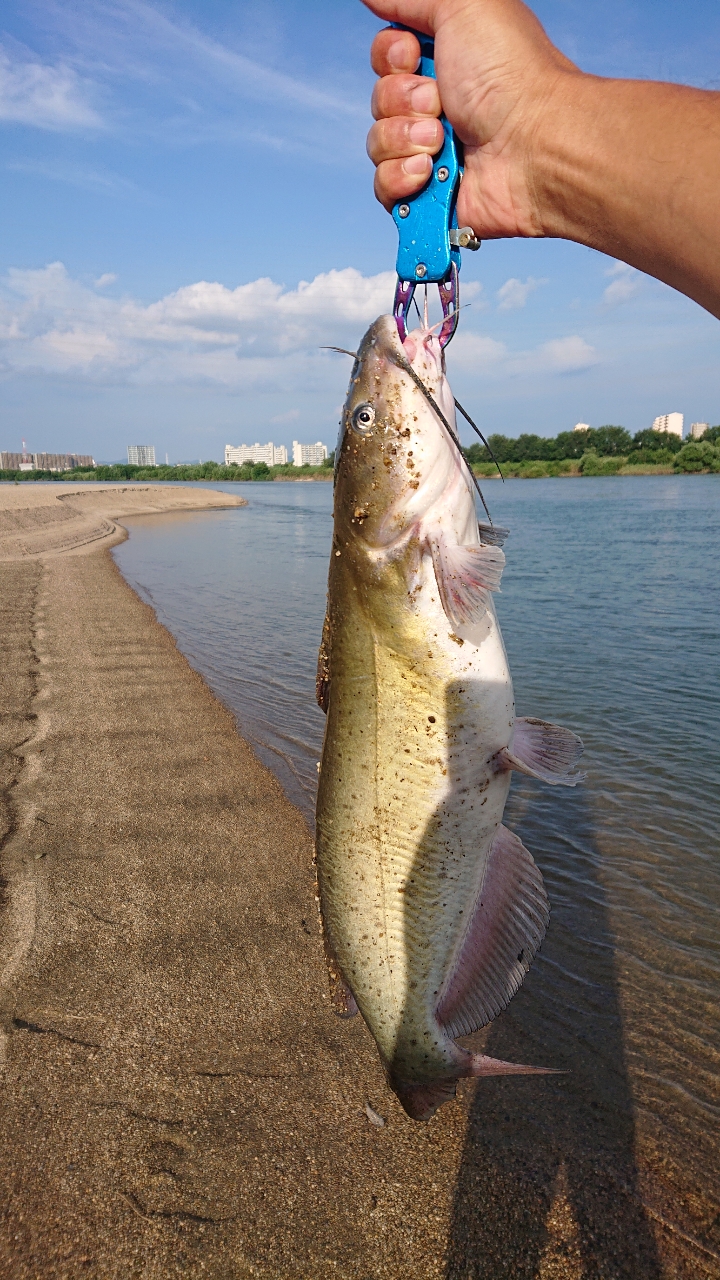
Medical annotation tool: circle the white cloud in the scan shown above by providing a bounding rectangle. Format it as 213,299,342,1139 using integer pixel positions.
451,331,508,370
603,260,640,305
496,276,548,311
16,1,365,153
0,262,395,389
115,0,362,118
5,158,141,197
535,335,599,373
95,273,117,288
0,46,102,130
0,264,601,395
450,329,597,377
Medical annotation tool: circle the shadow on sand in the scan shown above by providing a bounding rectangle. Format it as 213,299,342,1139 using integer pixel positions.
445,780,662,1280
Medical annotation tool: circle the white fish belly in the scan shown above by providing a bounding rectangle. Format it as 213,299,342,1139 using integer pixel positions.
317,554,514,1080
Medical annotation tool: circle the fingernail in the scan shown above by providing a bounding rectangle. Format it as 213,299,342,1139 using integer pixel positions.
410,82,438,114
403,154,432,177
387,39,409,70
409,119,439,146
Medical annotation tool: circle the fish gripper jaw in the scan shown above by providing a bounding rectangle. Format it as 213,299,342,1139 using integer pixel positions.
393,262,460,349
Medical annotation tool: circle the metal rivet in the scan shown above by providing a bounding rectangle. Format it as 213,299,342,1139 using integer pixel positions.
398,204,410,219
416,264,427,279
436,166,449,182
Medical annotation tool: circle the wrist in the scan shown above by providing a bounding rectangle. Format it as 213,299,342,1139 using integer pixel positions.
522,65,595,241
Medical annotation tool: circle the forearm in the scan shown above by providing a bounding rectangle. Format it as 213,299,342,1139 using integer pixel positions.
535,73,720,317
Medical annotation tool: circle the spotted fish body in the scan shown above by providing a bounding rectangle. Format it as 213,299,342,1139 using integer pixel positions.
315,316,583,1120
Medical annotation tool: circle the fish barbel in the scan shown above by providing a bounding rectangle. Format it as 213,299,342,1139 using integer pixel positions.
315,315,584,1121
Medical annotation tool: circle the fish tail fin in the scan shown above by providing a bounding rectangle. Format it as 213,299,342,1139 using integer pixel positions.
469,1054,563,1078
391,1053,562,1122
392,1077,458,1122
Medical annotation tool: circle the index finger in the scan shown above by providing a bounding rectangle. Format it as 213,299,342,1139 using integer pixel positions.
371,26,421,76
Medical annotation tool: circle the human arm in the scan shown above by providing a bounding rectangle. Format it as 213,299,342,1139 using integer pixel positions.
364,0,720,319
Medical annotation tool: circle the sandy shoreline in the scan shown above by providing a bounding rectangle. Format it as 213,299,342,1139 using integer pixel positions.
0,484,712,1278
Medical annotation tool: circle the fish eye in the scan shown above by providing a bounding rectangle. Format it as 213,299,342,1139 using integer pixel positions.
351,402,375,435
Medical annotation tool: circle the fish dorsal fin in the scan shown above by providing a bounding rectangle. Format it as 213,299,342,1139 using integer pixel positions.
429,534,505,627
496,716,586,786
436,824,548,1040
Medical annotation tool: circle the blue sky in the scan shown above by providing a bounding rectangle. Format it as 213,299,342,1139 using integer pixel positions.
1,0,719,462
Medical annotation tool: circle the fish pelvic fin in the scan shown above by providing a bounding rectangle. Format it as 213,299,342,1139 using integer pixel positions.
436,824,548,1040
495,716,586,786
429,533,505,628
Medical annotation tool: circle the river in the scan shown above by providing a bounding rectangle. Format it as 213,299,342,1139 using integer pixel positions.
114,474,720,1271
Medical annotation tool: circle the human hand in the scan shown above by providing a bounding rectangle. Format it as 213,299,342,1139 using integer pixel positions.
364,0,579,240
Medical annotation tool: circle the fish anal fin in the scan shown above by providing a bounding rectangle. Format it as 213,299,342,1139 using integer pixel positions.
429,535,505,628
316,610,332,714
392,1077,458,1122
495,716,585,786
436,824,548,1040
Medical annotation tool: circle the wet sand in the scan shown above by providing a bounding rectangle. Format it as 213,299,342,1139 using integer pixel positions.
0,484,714,1278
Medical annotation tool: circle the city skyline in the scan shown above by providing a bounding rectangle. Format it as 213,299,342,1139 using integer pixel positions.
3,400,716,469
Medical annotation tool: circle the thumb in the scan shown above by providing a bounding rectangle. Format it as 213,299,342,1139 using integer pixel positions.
361,0,439,36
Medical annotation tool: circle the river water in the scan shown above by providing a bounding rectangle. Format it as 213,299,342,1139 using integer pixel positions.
114,475,720,1271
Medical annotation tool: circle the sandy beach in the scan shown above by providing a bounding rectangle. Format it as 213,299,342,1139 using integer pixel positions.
0,483,713,1279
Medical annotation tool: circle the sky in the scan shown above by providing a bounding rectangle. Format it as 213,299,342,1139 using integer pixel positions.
1,0,719,463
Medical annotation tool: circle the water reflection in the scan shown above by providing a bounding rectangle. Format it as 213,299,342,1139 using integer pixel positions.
447,783,662,1279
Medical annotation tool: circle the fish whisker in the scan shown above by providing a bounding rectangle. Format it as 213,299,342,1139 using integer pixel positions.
321,346,357,358
454,399,504,481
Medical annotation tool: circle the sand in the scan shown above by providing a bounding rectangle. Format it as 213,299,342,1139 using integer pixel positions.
0,484,713,1279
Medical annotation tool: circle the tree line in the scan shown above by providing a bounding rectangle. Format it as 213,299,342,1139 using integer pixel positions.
0,457,335,483
464,424,720,467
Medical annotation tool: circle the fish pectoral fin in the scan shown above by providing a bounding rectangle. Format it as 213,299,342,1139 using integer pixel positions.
478,520,509,547
436,824,548,1040
316,610,332,714
429,534,505,628
495,716,586,786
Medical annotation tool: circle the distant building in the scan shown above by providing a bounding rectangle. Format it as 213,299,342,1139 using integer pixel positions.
127,445,156,466
573,422,591,432
652,412,683,438
689,422,709,440
224,442,288,466
34,453,95,471
293,440,328,467
1,451,94,471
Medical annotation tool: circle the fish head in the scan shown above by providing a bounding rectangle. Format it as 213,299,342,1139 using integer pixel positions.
334,315,467,552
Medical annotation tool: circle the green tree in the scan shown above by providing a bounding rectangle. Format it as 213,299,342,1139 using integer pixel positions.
591,425,633,455
631,428,683,454
251,461,271,480
553,430,590,459
673,441,720,472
